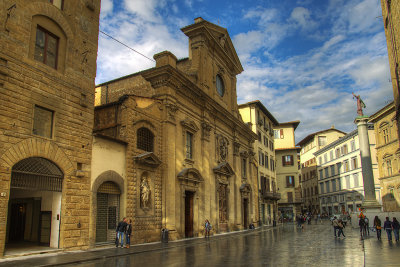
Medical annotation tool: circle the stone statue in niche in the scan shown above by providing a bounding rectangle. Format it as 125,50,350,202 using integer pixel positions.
140,173,151,209
217,135,229,162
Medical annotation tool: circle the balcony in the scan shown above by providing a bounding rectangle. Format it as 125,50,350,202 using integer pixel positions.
273,192,281,200
261,191,281,201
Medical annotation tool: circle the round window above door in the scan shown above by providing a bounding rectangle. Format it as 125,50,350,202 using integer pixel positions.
216,74,225,97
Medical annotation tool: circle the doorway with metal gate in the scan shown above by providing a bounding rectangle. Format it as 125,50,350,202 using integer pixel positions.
6,157,63,253
95,181,121,243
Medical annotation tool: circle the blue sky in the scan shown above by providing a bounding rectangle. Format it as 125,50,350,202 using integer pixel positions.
97,0,393,142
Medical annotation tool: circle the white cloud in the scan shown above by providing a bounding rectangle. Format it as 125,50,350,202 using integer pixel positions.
100,0,113,18
123,0,160,22
289,7,317,32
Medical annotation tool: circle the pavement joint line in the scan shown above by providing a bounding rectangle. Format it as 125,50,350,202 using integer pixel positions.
0,226,279,267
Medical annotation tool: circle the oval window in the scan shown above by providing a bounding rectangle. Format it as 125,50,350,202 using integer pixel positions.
216,74,225,97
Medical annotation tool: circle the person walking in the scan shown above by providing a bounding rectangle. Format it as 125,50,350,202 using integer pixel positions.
125,219,132,248
364,217,370,236
332,216,339,237
337,219,345,238
383,217,393,242
359,217,366,239
373,216,382,240
116,217,127,248
204,219,211,238
392,217,400,242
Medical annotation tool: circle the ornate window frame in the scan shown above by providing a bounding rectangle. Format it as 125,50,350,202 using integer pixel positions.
181,118,199,164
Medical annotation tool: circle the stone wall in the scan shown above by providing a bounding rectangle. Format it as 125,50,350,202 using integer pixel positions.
0,0,100,256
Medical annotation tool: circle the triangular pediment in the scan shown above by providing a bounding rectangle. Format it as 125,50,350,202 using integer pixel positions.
181,18,243,75
180,118,199,132
213,162,235,177
134,152,161,167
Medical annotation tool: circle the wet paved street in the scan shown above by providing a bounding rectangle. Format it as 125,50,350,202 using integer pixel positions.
1,221,399,267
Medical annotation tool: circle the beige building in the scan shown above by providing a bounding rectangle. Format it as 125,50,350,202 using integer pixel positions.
238,101,280,226
274,121,301,221
297,128,346,214
0,0,100,256
93,17,259,244
380,1,400,141
314,128,380,215
369,102,400,211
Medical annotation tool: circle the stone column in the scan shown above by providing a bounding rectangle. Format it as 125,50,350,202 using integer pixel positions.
355,117,381,211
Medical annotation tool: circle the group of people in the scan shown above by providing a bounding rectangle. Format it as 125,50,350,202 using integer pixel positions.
373,216,400,242
116,217,133,248
332,216,346,238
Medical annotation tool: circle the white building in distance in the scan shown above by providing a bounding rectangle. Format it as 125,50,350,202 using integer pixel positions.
315,127,381,215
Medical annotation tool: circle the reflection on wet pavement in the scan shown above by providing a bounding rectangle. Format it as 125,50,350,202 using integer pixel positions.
63,222,400,267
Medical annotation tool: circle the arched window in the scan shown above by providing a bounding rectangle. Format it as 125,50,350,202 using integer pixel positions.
137,127,154,152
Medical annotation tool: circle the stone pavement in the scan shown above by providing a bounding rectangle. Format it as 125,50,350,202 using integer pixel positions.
0,221,399,267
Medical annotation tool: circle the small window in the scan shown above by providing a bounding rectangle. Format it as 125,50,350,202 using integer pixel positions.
216,74,225,97
318,136,327,146
137,127,154,152
343,160,349,172
383,128,390,144
386,159,392,176
186,131,193,159
241,158,247,178
282,155,294,166
49,0,64,10
350,140,356,151
286,176,295,187
34,26,59,69
265,155,269,169
287,192,293,203
351,157,358,170
33,105,54,138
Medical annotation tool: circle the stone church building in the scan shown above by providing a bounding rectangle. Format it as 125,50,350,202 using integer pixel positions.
0,0,259,256
93,17,259,244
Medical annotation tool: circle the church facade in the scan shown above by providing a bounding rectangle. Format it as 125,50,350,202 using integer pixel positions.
92,17,259,244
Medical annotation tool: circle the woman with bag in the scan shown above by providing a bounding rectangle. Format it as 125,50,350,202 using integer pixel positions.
374,216,382,240
204,219,211,238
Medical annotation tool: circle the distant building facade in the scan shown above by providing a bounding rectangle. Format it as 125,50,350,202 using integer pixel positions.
239,101,280,226
315,127,381,216
0,0,100,256
369,102,400,211
297,128,346,214
274,121,301,221
380,0,400,143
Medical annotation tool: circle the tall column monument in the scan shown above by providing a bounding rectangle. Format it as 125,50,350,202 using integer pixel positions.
352,93,381,211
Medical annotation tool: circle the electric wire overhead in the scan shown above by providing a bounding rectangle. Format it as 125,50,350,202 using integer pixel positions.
99,30,155,62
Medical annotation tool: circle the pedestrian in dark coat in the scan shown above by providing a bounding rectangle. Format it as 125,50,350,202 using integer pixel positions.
125,219,132,248
383,217,393,242
392,217,399,242
116,217,127,248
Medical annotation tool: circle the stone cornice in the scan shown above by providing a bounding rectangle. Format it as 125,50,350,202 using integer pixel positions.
141,65,256,141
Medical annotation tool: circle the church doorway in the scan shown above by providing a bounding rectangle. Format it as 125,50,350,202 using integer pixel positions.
184,191,194,238
243,198,249,229
96,182,121,243
6,157,63,253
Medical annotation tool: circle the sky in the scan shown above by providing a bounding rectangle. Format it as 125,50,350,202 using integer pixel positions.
96,0,393,143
